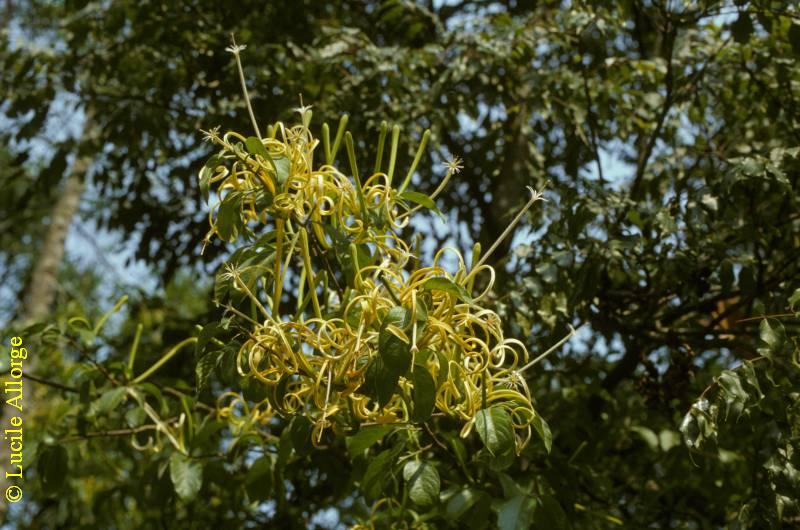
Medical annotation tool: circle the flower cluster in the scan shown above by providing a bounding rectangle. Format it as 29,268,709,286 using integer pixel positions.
200,108,545,454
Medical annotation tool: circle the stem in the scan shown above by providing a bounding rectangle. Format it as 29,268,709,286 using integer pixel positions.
299,228,322,319
374,120,388,174
228,263,270,320
736,313,795,323
322,122,331,164
330,114,349,163
398,129,430,194
387,124,400,187
465,186,545,282
518,325,577,374
132,337,198,384
381,276,402,306
60,424,160,443
345,132,368,215
128,323,143,374
273,218,286,317
395,164,454,221
466,242,482,292
93,295,128,335
318,364,334,443
349,243,365,290
21,372,80,394
229,34,261,139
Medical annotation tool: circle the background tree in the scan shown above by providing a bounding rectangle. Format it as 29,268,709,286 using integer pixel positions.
1,0,800,528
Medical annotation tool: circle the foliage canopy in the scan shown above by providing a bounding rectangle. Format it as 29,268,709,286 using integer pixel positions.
2,0,800,529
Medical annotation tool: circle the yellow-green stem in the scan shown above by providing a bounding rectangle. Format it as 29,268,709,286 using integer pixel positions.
465,187,544,283
387,124,400,186
466,242,482,292
374,120,388,174
127,323,143,375
299,228,322,319
330,114,349,164
93,294,128,335
398,129,430,194
345,132,368,215
273,218,286,317
322,123,331,164
133,337,198,384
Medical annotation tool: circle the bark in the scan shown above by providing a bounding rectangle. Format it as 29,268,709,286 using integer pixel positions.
19,157,88,323
1,118,92,522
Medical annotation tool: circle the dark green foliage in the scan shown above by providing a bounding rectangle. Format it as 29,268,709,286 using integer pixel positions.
3,1,800,529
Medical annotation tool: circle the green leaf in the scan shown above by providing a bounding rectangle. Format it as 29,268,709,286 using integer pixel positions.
216,192,242,242
195,351,218,393
276,427,293,471
272,155,291,187
362,357,396,407
216,347,239,387
422,277,473,303
346,425,395,458
139,383,167,414
789,287,800,313
379,306,413,373
400,190,442,216
124,407,147,428
382,305,412,329
403,460,440,507
531,413,552,453
363,306,414,407
487,446,516,471
475,406,514,455
740,361,763,400
241,376,269,403
758,319,784,358
533,494,570,530
169,453,203,501
289,416,314,456
415,347,434,366
244,456,273,501
442,432,470,476
199,165,213,203
195,322,223,357
199,153,222,203
445,487,482,520
361,448,398,500
245,136,271,161
191,419,225,451
39,445,68,495
410,364,436,422
498,494,537,530
717,370,748,420
90,387,127,416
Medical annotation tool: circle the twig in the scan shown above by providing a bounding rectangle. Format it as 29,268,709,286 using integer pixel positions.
59,424,159,443
226,34,261,139
22,372,81,394
519,324,578,374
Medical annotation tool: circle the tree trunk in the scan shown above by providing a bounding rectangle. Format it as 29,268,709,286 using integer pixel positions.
1,122,91,521
19,157,88,322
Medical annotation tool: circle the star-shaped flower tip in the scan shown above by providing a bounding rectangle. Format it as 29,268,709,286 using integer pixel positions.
293,95,313,116
225,34,246,55
442,156,463,175
201,125,221,143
